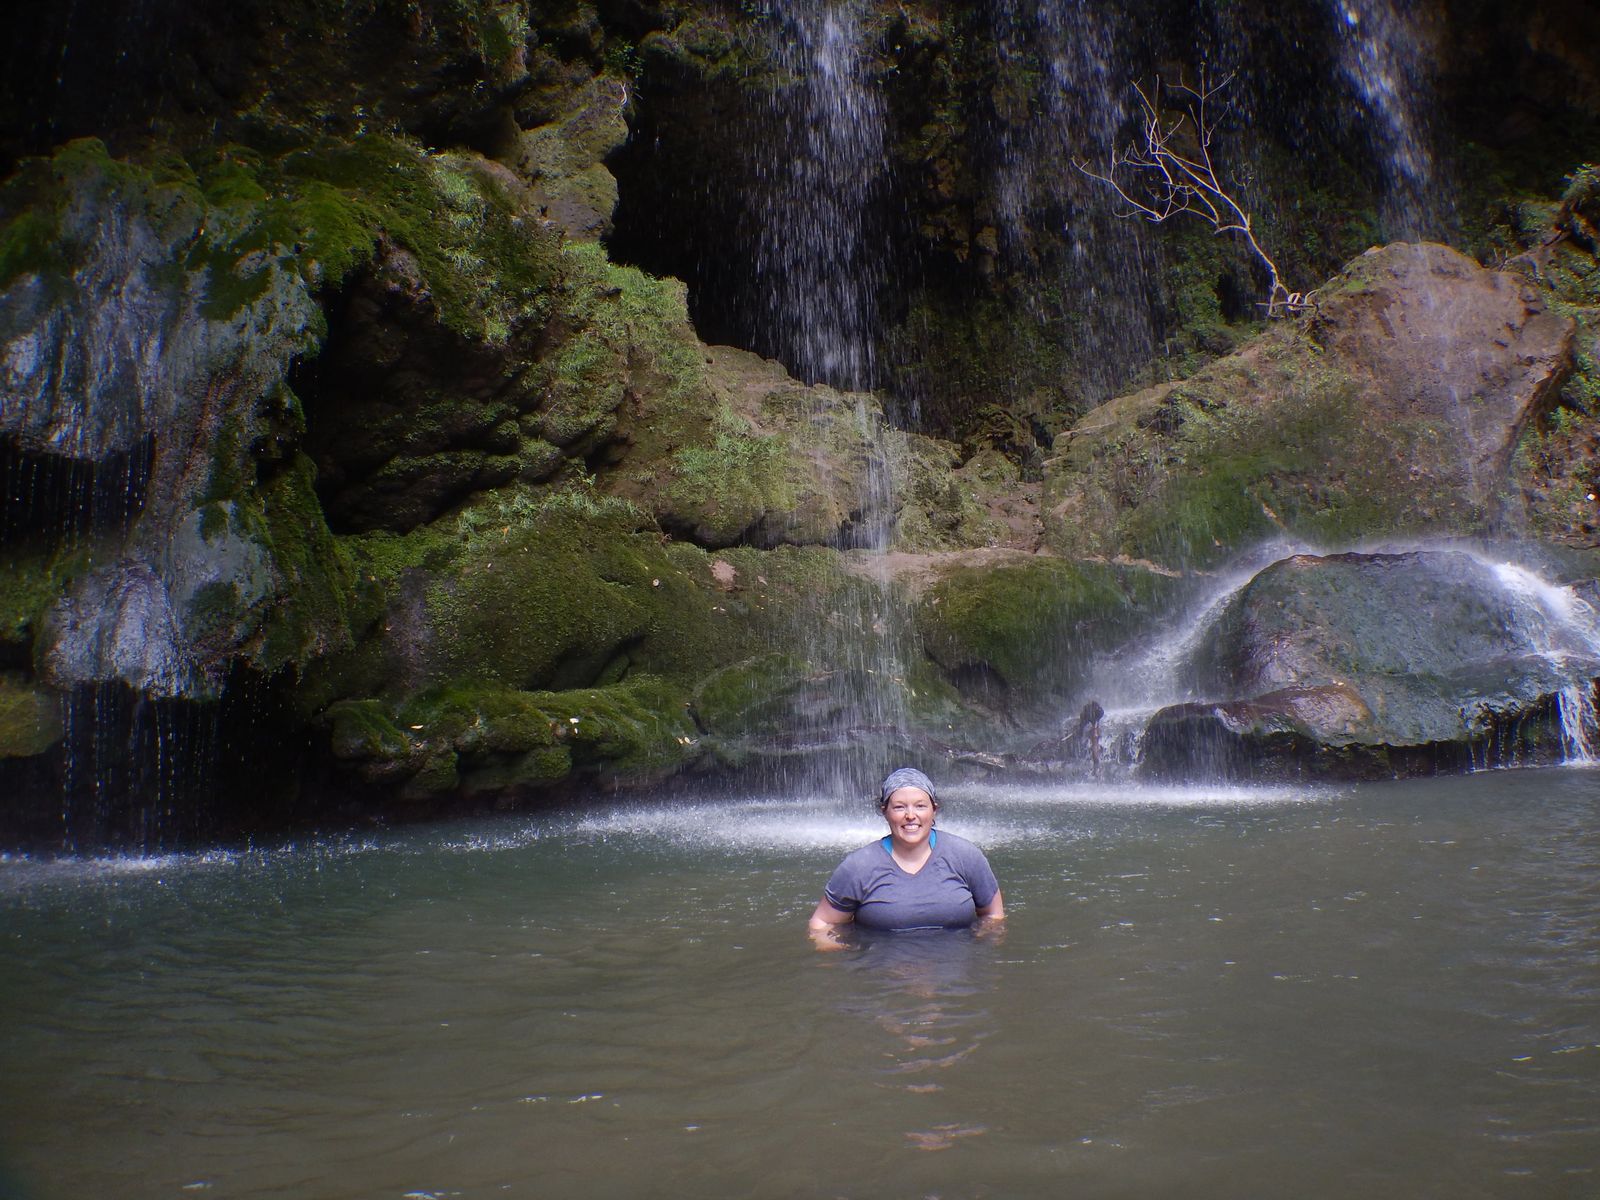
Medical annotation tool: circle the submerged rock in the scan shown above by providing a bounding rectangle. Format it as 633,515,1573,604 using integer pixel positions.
1142,550,1600,778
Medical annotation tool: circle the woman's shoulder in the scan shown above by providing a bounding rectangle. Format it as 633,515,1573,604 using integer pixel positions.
934,830,989,859
836,840,889,869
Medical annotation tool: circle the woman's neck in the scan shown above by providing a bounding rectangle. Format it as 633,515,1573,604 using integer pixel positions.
885,830,936,872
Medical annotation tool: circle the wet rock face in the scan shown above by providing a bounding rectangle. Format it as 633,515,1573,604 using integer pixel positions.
1,143,326,699
511,76,629,240
1143,550,1600,778
1309,243,1574,484
1,154,318,461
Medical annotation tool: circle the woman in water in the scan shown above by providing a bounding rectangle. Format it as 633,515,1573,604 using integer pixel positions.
808,767,1005,949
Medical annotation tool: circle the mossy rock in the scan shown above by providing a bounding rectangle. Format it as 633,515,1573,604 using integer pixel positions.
691,653,813,739
511,76,629,239
326,490,864,705
1045,244,1577,571
362,674,702,799
0,675,63,758
325,698,414,763
0,546,89,662
894,440,1034,552
916,557,1175,705
618,344,915,549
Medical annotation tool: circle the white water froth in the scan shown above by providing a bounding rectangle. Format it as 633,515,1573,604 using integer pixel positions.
1558,684,1599,765
0,848,241,896
1073,541,1600,767
1076,538,1321,762
1489,561,1600,659
1488,560,1600,765
566,781,1334,854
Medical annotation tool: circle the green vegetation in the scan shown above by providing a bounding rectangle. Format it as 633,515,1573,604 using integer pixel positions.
0,133,559,338
916,558,1175,704
195,136,562,338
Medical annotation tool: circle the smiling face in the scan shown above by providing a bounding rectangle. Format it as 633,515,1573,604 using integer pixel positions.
882,787,938,851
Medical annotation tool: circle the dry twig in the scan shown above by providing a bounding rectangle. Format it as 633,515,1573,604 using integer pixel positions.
1075,73,1314,318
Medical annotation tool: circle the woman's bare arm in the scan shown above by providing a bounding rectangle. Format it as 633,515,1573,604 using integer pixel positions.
808,899,853,950
976,889,1006,923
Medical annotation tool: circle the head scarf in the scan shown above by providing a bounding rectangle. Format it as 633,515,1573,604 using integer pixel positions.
879,766,937,808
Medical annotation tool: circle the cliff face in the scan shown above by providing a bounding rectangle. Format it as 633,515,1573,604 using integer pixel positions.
1,1,1598,846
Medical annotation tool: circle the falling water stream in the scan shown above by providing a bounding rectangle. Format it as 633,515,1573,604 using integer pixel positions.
988,0,1158,401
5,5,1599,1194
755,0,887,392
3,769,1597,1198
1329,0,1451,238
747,0,908,778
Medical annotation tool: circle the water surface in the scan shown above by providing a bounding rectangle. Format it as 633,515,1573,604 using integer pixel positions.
2,769,1597,1198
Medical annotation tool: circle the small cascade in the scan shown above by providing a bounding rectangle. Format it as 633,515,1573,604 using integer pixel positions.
1071,539,1320,770
1488,561,1600,652
1329,0,1450,239
1063,545,1600,776
1489,560,1600,764
1557,684,1599,765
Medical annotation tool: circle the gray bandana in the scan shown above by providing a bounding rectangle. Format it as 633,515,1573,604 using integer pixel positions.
879,767,937,807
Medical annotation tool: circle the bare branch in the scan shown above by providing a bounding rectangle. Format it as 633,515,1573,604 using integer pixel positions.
1073,71,1314,318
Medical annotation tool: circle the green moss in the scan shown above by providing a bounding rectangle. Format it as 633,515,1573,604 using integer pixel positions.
0,139,193,292
166,134,564,336
346,521,463,588
0,206,71,289
390,674,700,793
0,675,63,759
691,653,810,738
1117,449,1279,568
186,579,246,642
917,558,1173,700
1050,322,1484,570
557,240,706,410
419,491,663,690
659,411,795,539
0,546,89,657
325,697,412,760
250,454,360,671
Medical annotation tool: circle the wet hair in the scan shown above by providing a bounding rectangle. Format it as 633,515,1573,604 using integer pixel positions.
879,766,938,809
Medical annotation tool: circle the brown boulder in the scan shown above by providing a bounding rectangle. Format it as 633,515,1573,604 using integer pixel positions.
1310,242,1574,483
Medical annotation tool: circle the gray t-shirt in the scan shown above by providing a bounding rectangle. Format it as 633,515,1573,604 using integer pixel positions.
823,830,1000,931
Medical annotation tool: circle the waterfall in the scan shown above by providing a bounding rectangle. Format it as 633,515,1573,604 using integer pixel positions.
755,0,888,392
1330,0,1450,239
1557,684,1599,764
987,0,1157,403
1489,561,1600,765
752,2,908,783
1070,546,1600,773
